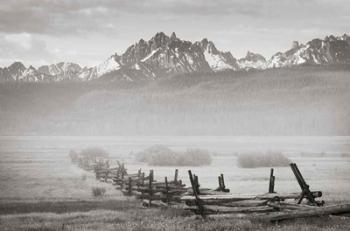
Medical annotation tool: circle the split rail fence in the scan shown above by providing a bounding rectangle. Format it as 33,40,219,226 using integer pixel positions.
69,150,350,221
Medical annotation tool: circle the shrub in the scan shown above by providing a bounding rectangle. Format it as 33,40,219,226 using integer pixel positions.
80,147,109,159
135,145,175,163
341,153,350,158
180,148,212,166
68,149,79,163
237,151,290,168
92,186,106,197
135,145,212,166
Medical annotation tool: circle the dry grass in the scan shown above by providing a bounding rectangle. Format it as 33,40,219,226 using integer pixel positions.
0,155,122,200
0,199,138,215
238,152,291,168
1,205,349,231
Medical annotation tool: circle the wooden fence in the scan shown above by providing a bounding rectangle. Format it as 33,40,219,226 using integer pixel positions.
69,152,350,221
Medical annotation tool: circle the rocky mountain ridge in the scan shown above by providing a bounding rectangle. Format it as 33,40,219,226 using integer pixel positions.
1,32,349,82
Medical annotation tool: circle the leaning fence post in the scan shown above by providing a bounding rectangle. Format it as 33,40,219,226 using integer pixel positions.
188,170,205,218
290,163,322,205
269,168,275,193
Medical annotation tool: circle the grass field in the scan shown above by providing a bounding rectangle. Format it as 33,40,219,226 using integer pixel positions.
0,156,121,201
1,202,350,231
0,136,350,230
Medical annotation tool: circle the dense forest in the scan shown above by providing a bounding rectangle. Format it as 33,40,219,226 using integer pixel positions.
1,66,350,136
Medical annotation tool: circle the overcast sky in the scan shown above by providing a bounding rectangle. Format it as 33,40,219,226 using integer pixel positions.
0,0,349,68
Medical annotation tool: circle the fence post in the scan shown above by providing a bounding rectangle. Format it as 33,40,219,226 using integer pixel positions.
148,170,153,207
122,163,126,175
165,177,170,204
188,170,205,218
174,169,178,184
94,165,99,179
128,177,132,195
138,168,141,178
218,176,222,190
290,163,322,205
105,169,109,182
141,172,145,186
121,169,125,189
221,173,226,190
269,168,275,193
194,174,200,195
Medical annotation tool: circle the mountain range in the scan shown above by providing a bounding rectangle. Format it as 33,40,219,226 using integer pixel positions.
0,32,349,82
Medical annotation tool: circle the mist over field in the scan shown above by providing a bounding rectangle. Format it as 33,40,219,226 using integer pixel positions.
1,66,349,136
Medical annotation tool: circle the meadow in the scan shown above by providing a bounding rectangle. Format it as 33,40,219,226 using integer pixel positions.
0,136,350,230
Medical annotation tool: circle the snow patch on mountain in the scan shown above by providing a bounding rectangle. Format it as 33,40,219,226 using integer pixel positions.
133,63,141,70
141,48,161,62
96,56,121,77
203,50,231,71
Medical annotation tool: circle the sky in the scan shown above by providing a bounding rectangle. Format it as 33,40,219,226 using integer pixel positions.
0,0,349,68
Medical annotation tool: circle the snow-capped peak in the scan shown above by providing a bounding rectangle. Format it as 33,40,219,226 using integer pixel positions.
2,32,350,82
238,51,267,70
199,38,238,71
267,34,350,68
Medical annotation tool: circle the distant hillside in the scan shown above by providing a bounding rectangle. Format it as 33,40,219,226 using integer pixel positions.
0,66,349,136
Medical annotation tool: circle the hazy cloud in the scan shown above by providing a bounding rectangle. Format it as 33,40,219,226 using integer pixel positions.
0,0,349,66
1,0,347,35
0,32,55,67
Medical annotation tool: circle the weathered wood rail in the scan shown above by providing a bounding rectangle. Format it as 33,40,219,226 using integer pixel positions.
182,163,327,218
69,152,350,221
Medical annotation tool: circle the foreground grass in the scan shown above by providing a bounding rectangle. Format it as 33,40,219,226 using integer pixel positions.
0,199,138,215
1,200,350,231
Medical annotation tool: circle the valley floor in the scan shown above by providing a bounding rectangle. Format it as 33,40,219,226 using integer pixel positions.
1,136,349,230
1,199,350,231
